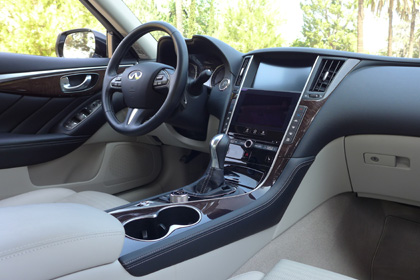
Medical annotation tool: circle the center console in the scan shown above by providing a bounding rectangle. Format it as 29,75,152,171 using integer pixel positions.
221,55,313,191
108,53,357,277
225,88,305,174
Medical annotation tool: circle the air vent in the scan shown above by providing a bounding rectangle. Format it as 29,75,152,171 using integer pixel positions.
235,57,251,86
310,59,344,92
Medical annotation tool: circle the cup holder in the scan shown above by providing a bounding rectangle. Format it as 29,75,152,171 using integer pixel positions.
123,205,201,241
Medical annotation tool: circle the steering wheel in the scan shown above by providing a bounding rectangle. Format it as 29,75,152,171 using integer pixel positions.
102,21,188,136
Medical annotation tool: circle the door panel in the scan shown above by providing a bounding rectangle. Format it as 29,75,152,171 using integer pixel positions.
0,93,83,133
0,133,87,169
27,142,162,194
0,52,161,199
0,53,127,169
0,141,162,200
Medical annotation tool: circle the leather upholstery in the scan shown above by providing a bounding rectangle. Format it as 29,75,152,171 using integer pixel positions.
0,188,128,210
231,259,356,280
0,203,125,280
229,271,265,280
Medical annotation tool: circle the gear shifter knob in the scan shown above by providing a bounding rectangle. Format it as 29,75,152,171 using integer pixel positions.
210,134,230,169
183,133,234,196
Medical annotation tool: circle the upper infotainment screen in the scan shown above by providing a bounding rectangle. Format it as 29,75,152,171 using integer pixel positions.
252,63,311,92
228,89,300,143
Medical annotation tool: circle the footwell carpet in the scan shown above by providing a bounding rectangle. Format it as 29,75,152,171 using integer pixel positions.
372,216,420,280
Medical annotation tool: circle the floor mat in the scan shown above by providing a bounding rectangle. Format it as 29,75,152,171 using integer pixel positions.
372,216,420,280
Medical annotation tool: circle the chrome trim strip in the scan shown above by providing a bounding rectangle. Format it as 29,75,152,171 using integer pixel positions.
0,64,133,83
224,55,254,130
127,108,139,125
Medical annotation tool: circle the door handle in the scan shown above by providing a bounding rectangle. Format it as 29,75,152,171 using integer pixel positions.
60,74,92,92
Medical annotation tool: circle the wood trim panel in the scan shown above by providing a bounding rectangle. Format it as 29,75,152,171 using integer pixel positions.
263,98,326,187
0,70,105,97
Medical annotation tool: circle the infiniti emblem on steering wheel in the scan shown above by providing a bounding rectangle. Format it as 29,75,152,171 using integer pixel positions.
128,70,142,80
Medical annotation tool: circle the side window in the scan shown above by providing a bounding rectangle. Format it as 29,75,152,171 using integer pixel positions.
0,0,106,57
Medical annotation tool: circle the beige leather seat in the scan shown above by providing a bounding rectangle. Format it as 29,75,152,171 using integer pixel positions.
230,259,356,280
0,188,128,211
0,203,126,280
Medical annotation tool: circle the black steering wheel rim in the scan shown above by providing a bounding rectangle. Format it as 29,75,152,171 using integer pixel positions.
102,21,188,136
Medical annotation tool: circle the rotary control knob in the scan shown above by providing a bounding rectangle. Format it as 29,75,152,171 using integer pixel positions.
244,139,254,149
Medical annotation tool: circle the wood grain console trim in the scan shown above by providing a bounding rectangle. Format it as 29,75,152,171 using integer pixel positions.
263,99,326,187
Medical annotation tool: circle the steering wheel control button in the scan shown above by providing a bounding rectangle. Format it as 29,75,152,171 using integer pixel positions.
153,71,170,87
111,75,123,88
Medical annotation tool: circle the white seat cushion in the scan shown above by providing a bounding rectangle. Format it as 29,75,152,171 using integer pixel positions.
0,188,128,210
264,259,356,280
231,259,356,280
0,203,125,280
229,271,265,280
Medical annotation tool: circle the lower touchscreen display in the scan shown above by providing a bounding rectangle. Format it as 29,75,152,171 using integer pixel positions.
229,89,300,142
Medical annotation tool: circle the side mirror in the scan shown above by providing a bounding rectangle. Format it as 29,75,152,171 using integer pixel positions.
56,28,107,58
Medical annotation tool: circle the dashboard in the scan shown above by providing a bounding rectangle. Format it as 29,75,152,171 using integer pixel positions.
188,54,226,87
158,36,234,90
155,34,420,208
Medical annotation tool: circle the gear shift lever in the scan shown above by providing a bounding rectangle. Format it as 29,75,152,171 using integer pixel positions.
210,134,230,169
183,134,233,196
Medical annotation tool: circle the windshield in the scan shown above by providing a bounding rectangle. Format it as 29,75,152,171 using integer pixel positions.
123,0,418,58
